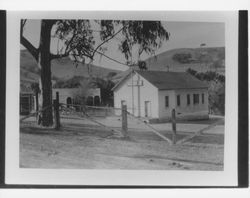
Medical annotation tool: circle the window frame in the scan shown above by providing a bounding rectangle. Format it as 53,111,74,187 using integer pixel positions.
177,95,181,106
193,94,199,105
202,93,204,104
187,94,190,106
165,96,169,108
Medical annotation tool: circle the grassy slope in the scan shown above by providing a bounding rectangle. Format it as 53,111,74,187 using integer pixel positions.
145,47,225,73
20,47,225,83
113,47,225,82
20,49,122,82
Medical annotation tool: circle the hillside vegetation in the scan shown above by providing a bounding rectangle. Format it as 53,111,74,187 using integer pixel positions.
20,49,121,82
113,47,225,82
20,47,225,114
145,47,225,74
186,68,225,115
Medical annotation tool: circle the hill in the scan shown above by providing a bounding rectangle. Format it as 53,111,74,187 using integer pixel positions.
145,47,225,73
20,49,122,83
113,47,225,82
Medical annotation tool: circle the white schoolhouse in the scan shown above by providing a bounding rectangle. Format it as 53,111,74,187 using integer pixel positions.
112,70,209,122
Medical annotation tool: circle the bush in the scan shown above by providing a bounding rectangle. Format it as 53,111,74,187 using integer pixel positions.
186,68,225,115
172,53,193,64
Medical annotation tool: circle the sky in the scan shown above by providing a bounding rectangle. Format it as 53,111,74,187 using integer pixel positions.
21,20,225,71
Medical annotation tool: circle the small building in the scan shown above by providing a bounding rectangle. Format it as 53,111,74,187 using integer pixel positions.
51,87,101,107
20,84,35,115
112,70,209,122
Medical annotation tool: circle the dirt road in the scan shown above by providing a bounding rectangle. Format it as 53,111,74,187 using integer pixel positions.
20,118,224,170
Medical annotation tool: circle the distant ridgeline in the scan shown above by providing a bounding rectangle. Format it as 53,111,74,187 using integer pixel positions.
20,49,121,82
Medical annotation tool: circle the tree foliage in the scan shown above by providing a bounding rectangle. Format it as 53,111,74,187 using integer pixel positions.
186,68,225,115
89,77,115,106
186,68,225,83
50,20,169,63
70,77,115,106
172,53,193,64
30,82,40,94
53,76,83,88
138,60,147,71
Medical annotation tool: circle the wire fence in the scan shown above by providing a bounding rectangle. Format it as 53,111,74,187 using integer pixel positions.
59,103,124,137
20,101,223,145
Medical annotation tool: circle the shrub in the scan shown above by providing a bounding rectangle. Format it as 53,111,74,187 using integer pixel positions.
172,53,193,64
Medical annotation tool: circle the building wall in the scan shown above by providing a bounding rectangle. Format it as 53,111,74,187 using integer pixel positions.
52,88,79,104
158,90,175,118
114,72,209,121
114,72,159,118
52,88,101,104
158,88,209,120
38,88,101,106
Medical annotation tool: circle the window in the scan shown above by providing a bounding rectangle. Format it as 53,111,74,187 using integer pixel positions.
187,94,190,105
202,93,204,104
165,96,169,107
193,94,199,104
177,95,181,106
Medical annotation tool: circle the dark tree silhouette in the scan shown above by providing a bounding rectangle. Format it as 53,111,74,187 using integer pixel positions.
138,60,147,71
20,19,169,126
30,82,40,113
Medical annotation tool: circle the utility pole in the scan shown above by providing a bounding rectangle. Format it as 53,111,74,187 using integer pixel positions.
137,75,141,117
131,69,135,115
128,72,143,117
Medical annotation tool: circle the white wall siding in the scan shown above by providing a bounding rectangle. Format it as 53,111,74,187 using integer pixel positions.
138,74,159,118
158,90,175,118
114,72,159,118
114,72,209,121
174,89,209,120
52,88,78,104
158,88,208,120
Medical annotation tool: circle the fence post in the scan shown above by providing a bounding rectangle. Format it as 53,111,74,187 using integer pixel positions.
172,108,176,144
121,104,128,138
53,91,60,130
35,92,39,119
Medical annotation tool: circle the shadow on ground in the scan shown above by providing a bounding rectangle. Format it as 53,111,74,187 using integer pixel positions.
21,120,224,145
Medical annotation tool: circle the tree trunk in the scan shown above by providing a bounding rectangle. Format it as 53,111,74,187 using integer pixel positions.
38,20,54,126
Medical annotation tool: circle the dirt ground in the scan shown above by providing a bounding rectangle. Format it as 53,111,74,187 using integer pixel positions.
20,116,224,170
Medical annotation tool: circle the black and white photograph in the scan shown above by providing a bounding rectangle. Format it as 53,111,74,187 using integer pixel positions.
4,11,240,186
19,18,225,170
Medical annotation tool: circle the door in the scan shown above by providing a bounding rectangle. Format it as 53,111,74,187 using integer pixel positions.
66,97,72,107
145,101,151,117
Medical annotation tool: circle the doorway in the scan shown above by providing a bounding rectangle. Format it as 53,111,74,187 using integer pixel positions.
66,97,72,108
144,101,151,117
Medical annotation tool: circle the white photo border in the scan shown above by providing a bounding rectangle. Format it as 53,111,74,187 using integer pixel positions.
5,11,238,186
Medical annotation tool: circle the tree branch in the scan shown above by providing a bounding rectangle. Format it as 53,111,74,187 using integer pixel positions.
50,49,93,60
64,29,77,54
20,20,39,61
94,50,132,67
50,52,70,60
91,25,126,58
20,35,39,61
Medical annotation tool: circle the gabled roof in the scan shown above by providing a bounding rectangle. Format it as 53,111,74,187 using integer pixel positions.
112,70,208,91
112,69,134,91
